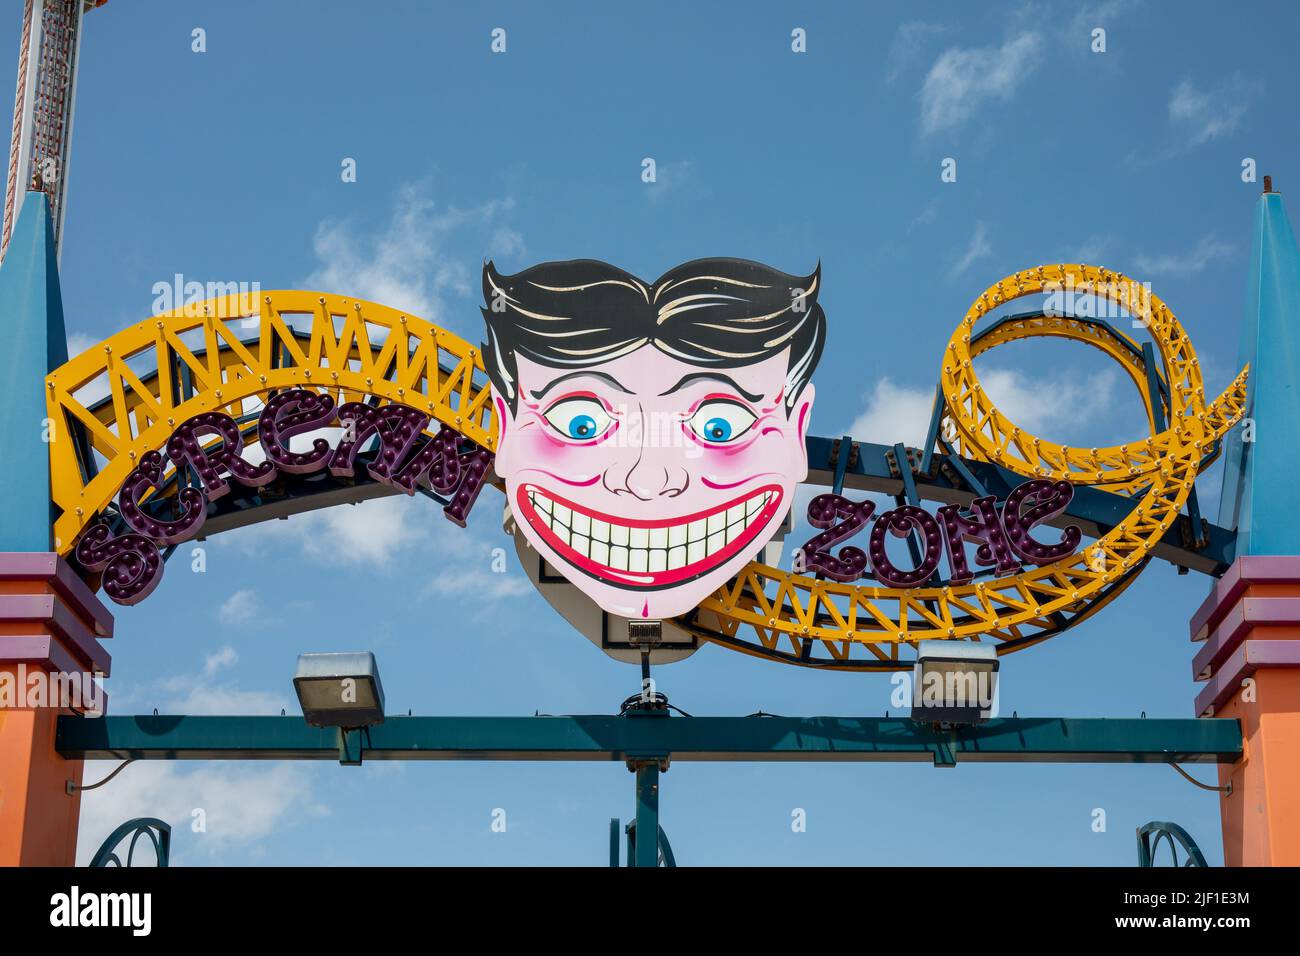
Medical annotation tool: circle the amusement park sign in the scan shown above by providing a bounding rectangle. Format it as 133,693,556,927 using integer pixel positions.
50,258,1246,669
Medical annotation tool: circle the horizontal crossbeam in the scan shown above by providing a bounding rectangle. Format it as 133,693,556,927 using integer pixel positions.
55,714,1243,765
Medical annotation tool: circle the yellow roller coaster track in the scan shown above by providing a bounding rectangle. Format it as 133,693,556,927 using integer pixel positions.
45,267,1248,666
46,291,496,553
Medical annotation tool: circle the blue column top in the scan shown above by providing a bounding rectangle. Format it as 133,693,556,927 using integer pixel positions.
1217,185,1300,556
0,192,68,552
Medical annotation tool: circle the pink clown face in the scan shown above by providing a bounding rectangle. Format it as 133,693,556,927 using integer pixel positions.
494,346,814,619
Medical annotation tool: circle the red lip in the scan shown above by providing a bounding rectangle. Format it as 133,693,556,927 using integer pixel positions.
515,482,784,589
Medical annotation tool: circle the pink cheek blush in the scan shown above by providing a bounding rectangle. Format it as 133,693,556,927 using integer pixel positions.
495,398,509,440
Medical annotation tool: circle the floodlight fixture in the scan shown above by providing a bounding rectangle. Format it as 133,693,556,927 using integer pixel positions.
911,640,999,725
293,652,385,729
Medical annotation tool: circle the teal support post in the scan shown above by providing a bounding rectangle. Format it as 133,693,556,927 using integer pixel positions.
1217,181,1300,554
633,762,659,868
338,728,363,766
0,192,68,551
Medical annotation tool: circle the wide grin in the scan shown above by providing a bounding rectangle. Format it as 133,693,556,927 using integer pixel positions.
517,482,784,588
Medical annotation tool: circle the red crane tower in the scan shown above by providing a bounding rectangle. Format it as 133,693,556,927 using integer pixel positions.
1,0,106,263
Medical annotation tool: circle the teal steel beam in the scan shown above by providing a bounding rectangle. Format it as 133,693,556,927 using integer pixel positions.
56,714,1242,764
633,763,660,867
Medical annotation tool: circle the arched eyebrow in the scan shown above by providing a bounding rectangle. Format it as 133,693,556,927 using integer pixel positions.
658,372,763,403
528,370,632,399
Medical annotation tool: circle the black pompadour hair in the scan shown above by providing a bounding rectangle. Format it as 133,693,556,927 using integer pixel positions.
481,257,826,414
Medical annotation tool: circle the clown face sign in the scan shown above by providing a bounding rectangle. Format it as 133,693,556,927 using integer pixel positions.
483,258,825,620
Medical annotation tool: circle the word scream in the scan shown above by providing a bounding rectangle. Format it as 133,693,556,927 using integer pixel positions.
793,478,1081,587
74,389,493,605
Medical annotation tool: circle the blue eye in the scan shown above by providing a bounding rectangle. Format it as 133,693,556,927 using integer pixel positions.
569,414,598,438
703,417,732,441
542,397,613,441
688,401,757,444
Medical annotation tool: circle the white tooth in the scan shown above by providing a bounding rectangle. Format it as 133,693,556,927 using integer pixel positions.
687,519,707,542
572,512,590,535
592,519,610,543
688,540,706,564
649,550,667,572
591,541,610,566
668,546,686,569
611,523,629,547
555,524,571,546
535,496,552,515
630,548,649,572
553,504,572,527
727,505,744,525
649,526,668,549
572,533,590,557
707,531,724,554
630,526,649,548
725,521,742,544
706,512,724,534
668,523,686,547
746,495,762,516
610,546,630,570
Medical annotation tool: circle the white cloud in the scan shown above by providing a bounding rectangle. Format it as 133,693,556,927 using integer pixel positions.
974,366,1118,436
846,378,940,447
1070,234,1117,265
491,225,526,258
111,646,289,717
300,180,517,327
156,680,287,716
951,221,992,277
1168,76,1255,146
645,159,697,204
1135,234,1234,278
65,331,97,356
910,198,940,231
846,367,1119,450
424,566,532,604
77,761,326,865
1066,0,1138,49
224,494,528,610
277,495,425,568
218,589,260,626
920,32,1042,134
203,645,238,676
224,487,531,613
886,22,947,83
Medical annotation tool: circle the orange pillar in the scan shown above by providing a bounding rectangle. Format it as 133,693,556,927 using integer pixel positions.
0,553,111,866
1191,556,1300,866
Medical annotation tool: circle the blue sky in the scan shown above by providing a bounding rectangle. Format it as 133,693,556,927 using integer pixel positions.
47,0,1300,864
